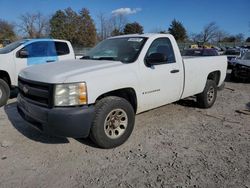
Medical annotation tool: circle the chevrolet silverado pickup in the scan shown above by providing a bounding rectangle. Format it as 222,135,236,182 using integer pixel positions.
17,34,227,148
0,39,75,106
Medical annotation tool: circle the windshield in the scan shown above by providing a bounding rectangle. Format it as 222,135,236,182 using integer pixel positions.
0,40,28,54
83,37,147,63
241,52,250,60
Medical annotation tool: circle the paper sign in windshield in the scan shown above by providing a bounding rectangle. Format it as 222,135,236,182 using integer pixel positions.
128,38,143,42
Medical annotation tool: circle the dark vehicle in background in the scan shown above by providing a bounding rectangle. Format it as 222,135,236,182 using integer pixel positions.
182,48,219,56
224,49,241,69
231,51,250,82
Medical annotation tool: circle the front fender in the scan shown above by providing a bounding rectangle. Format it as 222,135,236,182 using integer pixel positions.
87,70,139,104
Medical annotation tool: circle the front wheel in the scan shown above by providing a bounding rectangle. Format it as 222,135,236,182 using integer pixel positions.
0,79,10,107
90,96,135,149
197,80,217,108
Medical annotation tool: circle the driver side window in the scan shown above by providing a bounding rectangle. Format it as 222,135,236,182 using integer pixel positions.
145,38,176,65
17,41,57,58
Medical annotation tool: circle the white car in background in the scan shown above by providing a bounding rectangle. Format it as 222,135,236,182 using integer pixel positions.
0,39,75,106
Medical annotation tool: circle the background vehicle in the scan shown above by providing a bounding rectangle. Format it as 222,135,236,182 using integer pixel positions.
224,48,241,68
231,51,250,82
0,39,11,48
17,34,227,148
0,39,75,106
182,48,219,56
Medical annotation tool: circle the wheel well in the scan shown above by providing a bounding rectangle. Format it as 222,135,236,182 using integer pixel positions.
0,70,11,88
96,88,137,113
207,71,221,86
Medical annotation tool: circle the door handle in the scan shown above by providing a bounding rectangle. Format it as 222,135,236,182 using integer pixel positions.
170,69,180,73
46,60,56,63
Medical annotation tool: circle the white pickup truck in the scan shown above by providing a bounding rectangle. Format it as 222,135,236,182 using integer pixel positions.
0,39,75,106
17,34,227,148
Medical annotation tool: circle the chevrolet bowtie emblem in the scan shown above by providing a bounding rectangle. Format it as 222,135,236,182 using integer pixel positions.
23,85,29,94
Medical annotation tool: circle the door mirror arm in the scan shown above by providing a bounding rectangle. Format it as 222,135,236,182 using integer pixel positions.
145,53,167,66
17,50,29,58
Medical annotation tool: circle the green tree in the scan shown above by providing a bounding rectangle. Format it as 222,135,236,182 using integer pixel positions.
50,7,97,47
50,8,76,43
246,37,250,42
111,28,123,36
168,19,187,42
222,36,236,42
123,22,143,34
78,8,97,47
0,19,16,41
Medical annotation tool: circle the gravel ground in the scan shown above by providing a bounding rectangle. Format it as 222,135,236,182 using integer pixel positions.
0,79,249,188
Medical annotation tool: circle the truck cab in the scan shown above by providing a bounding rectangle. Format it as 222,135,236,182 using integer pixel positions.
0,39,75,106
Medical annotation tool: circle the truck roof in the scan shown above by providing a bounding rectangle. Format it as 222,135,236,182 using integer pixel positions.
23,38,70,43
109,33,173,39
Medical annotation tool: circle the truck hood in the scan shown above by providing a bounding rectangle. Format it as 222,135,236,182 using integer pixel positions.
19,59,125,83
0,54,9,63
236,59,250,67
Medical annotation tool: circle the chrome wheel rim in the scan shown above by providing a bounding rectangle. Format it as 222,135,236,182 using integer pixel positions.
104,108,128,139
207,87,215,103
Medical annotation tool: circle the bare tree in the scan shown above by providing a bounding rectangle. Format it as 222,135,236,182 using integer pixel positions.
97,12,128,40
199,22,220,43
235,33,244,42
110,14,128,33
214,30,228,43
97,12,112,40
189,33,202,42
18,12,49,38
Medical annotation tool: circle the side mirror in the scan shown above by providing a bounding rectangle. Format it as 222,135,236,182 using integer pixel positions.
17,49,29,58
145,53,167,66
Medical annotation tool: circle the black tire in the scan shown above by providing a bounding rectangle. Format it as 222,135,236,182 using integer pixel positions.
0,79,10,107
197,80,217,108
230,69,237,82
90,96,135,149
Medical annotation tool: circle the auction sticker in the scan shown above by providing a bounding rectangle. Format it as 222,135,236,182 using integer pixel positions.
128,38,143,42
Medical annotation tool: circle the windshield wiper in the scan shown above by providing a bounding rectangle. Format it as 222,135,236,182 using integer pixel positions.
96,57,116,61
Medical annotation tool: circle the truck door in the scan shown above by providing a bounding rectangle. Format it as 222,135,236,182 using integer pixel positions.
15,41,58,74
139,37,183,110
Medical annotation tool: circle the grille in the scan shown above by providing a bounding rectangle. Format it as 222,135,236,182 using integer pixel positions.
18,77,54,108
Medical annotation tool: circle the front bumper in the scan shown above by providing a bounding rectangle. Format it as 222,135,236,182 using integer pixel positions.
17,95,95,138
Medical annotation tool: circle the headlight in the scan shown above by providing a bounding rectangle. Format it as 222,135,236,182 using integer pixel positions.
54,82,87,106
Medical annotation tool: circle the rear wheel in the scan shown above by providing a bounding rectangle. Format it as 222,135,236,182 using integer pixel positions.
0,79,10,107
90,96,135,149
197,80,217,108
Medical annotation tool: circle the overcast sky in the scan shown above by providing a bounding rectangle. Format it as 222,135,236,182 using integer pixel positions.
0,0,249,37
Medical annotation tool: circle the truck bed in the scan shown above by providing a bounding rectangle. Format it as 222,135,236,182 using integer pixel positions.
181,55,227,99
